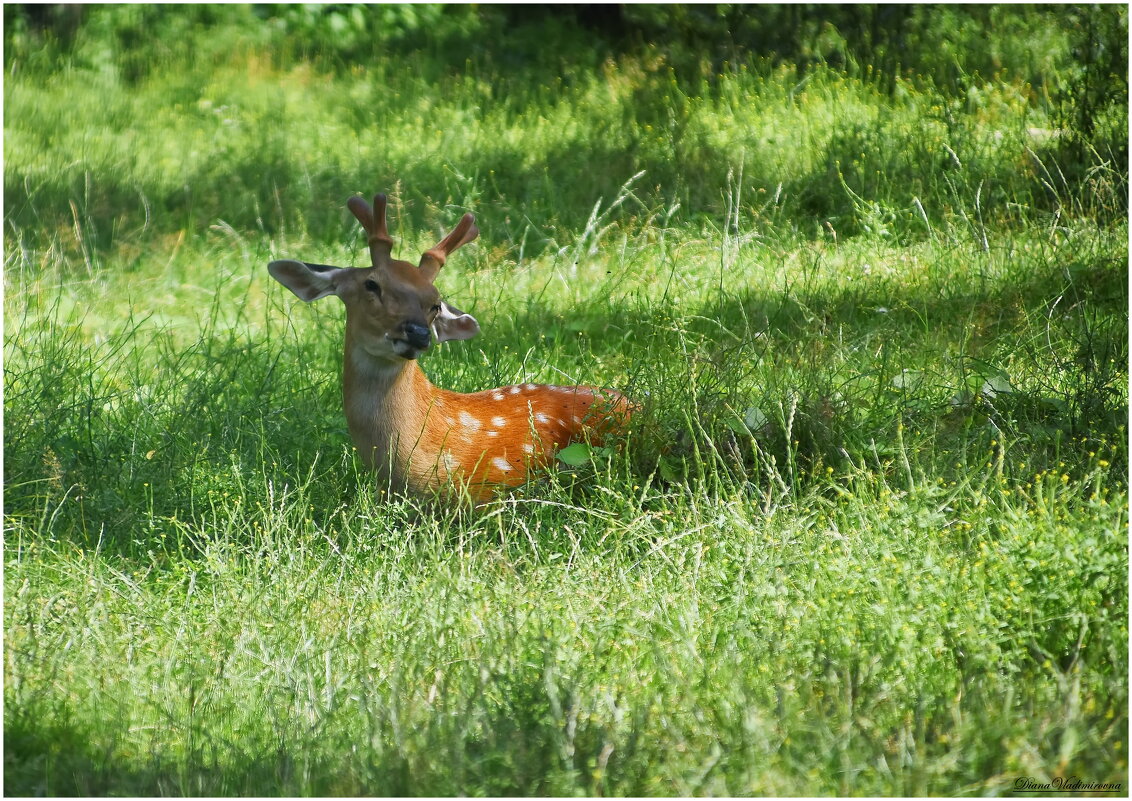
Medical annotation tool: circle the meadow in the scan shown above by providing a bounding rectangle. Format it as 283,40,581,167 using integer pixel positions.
4,5,1128,795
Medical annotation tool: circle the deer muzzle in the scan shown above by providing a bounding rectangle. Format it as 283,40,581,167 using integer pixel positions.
400,322,432,352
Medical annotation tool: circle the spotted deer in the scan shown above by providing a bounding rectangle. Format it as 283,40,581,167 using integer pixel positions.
268,192,630,505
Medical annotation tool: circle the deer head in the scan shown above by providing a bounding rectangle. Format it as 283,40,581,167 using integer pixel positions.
268,193,480,362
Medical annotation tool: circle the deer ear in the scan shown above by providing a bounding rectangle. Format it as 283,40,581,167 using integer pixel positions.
268,260,344,302
432,301,480,343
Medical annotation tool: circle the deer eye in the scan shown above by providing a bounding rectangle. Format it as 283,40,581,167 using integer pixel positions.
364,279,382,297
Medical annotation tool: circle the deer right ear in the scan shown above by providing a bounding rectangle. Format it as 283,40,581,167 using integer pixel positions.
268,260,343,302
433,301,480,343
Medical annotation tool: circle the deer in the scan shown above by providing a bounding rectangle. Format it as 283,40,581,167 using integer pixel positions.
268,191,631,506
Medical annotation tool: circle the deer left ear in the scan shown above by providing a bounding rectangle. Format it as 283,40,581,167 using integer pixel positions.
432,301,480,343
268,260,344,302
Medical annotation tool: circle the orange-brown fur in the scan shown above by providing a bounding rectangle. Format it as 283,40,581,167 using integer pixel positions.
347,355,629,504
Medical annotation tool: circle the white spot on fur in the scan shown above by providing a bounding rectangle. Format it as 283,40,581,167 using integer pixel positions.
510,386,521,395
492,392,505,401
525,383,537,391
486,430,499,437
459,410,482,430
555,418,566,427
522,443,534,454
573,415,582,425
491,457,512,473
535,412,550,424
491,416,506,427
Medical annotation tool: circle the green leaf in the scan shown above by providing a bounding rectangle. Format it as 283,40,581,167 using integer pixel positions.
556,442,592,467
892,369,924,390
980,374,1013,398
743,406,768,430
658,455,685,482
724,405,767,435
723,414,748,435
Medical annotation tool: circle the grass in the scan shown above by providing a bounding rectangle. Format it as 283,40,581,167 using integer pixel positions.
4,6,1128,796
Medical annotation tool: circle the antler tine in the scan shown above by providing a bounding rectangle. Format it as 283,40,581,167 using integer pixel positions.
419,213,479,280
347,193,394,268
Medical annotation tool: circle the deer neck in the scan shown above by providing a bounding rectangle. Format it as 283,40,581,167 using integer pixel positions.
342,344,436,485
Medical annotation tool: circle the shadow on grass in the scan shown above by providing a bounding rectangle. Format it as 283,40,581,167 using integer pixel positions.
4,706,404,797
4,686,624,797
9,88,1125,267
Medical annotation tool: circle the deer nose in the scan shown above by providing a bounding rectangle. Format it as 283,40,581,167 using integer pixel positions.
401,322,432,350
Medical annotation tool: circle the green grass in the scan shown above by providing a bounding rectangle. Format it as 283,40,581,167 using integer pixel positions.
4,6,1128,796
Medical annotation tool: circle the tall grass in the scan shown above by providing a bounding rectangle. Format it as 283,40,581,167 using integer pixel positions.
5,5,1128,796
